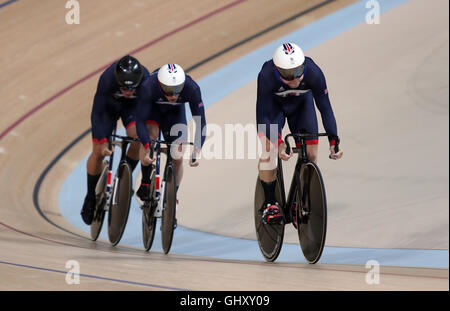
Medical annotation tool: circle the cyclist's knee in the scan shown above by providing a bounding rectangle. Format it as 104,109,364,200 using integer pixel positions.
91,143,106,161
128,141,140,152
170,145,185,161
147,123,159,140
258,156,277,172
127,142,140,160
258,140,278,171
259,156,272,163
125,123,138,138
172,157,183,167
308,154,317,163
259,136,276,153
307,145,318,163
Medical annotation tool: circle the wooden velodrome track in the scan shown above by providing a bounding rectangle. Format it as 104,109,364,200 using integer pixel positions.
0,0,448,292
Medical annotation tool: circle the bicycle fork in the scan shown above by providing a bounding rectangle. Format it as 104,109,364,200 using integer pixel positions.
104,156,115,212
154,147,164,218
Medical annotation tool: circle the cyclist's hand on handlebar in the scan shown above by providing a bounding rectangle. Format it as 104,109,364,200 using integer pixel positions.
189,149,200,167
329,145,343,160
278,142,293,161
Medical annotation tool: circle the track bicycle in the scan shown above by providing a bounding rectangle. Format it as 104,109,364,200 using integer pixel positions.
139,139,195,254
90,132,139,246
254,132,340,263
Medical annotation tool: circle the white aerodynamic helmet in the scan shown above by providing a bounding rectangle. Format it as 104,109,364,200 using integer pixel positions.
157,63,186,96
273,43,305,80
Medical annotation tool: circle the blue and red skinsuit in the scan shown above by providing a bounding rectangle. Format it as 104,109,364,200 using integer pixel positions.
256,57,338,147
90,61,150,144
135,71,207,152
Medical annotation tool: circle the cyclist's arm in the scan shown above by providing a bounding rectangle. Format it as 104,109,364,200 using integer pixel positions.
309,64,338,146
188,83,207,152
91,74,113,145
135,86,153,150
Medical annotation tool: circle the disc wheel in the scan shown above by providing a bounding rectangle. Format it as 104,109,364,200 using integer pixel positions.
161,164,177,254
90,164,109,241
297,162,327,264
142,168,157,251
107,162,132,246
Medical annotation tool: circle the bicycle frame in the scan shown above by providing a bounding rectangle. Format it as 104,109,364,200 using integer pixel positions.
105,132,140,209
103,129,116,211
147,136,194,218
282,133,339,223
154,137,164,218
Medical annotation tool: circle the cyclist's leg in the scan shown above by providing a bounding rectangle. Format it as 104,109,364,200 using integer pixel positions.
82,109,116,224
160,106,188,190
286,92,319,163
124,123,140,171
257,99,285,207
137,109,161,201
141,120,160,168
146,121,160,140
87,112,116,196
258,134,284,223
121,103,140,172
87,141,106,176
257,104,285,179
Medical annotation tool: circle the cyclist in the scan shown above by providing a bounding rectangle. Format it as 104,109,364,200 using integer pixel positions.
256,42,343,224
134,63,207,206
81,55,150,225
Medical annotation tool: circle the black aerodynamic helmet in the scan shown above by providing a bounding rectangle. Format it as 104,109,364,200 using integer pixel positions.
114,55,144,90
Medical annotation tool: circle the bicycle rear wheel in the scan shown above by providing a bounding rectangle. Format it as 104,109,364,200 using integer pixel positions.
161,163,177,254
254,160,285,262
296,162,327,264
107,162,132,246
90,163,108,241
142,167,157,251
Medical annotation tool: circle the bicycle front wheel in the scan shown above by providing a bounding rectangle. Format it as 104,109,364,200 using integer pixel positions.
296,162,327,264
90,163,108,241
108,162,132,246
142,167,157,251
161,163,177,254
